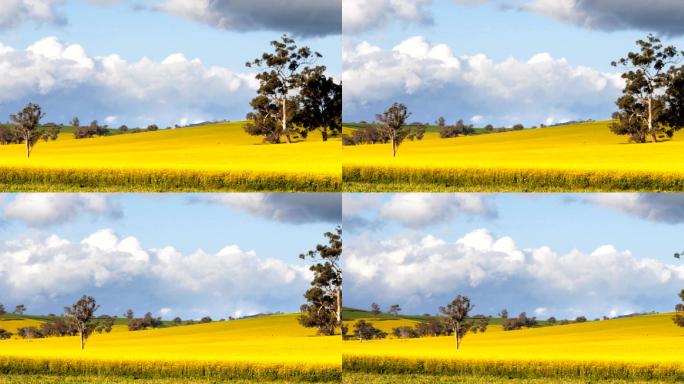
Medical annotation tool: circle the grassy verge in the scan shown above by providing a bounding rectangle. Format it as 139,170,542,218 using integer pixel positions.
0,374,332,384
0,357,340,383
343,166,684,192
343,356,684,382
343,372,677,384
0,167,340,192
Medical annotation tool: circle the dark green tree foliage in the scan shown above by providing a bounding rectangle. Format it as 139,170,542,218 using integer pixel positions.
246,35,321,144
0,329,12,340
95,316,115,334
297,66,341,141
440,119,475,138
173,317,182,325
14,304,26,315
674,290,684,327
10,103,58,158
17,327,43,339
0,304,5,315
502,312,539,331
342,125,390,145
41,318,78,337
200,316,212,323
353,320,386,340
64,295,100,350
392,326,418,338
611,34,684,143
440,295,481,350
0,125,22,145
298,227,342,336
128,312,163,331
388,304,401,316
415,318,450,337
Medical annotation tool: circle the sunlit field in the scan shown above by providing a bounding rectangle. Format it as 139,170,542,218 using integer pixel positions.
0,313,341,383
0,122,341,192
343,121,684,191
343,313,684,382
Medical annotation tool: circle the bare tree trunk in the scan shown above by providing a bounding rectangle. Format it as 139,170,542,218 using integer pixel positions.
282,98,291,144
648,97,657,143
80,331,84,350
321,128,328,141
25,137,30,159
391,135,397,157
335,288,342,324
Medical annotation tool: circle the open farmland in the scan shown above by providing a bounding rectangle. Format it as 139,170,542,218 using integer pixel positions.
343,313,684,383
0,313,341,383
342,121,684,191
0,122,341,192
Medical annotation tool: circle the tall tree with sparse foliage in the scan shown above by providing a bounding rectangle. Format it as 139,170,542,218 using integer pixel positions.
64,295,100,350
377,102,412,157
13,305,26,315
298,227,342,335
388,304,402,316
439,295,487,350
611,34,684,143
10,103,58,158
370,303,381,319
246,35,321,144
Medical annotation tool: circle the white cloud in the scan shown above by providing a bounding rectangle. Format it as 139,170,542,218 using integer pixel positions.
345,229,684,318
155,0,341,37
199,193,341,224
0,0,65,30
342,36,623,125
0,229,311,318
582,194,684,224
0,37,258,127
159,307,172,316
3,194,121,227
521,0,684,36
379,193,497,227
343,0,432,34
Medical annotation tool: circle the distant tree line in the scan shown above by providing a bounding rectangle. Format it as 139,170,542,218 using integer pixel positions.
351,295,489,350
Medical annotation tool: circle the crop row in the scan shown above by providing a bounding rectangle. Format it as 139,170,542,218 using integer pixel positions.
342,355,684,382
0,167,340,192
343,166,684,192
0,357,340,382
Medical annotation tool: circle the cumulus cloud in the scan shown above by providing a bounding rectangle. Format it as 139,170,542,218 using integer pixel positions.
3,194,121,227
521,0,684,37
0,36,257,127
0,0,66,30
342,36,623,126
379,193,497,227
582,194,684,224
0,229,311,318
345,229,684,318
154,0,341,37
343,0,433,34
199,193,341,224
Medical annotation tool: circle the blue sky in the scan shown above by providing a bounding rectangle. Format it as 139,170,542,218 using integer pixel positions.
344,193,684,319
0,0,340,127
342,0,684,126
0,193,340,319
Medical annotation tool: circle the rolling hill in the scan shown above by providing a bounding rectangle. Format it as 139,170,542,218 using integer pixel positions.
343,121,684,191
0,122,341,191
0,313,341,382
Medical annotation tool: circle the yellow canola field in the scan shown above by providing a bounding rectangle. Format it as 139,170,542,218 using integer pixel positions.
343,121,684,191
344,313,682,365
0,122,341,191
0,314,340,366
